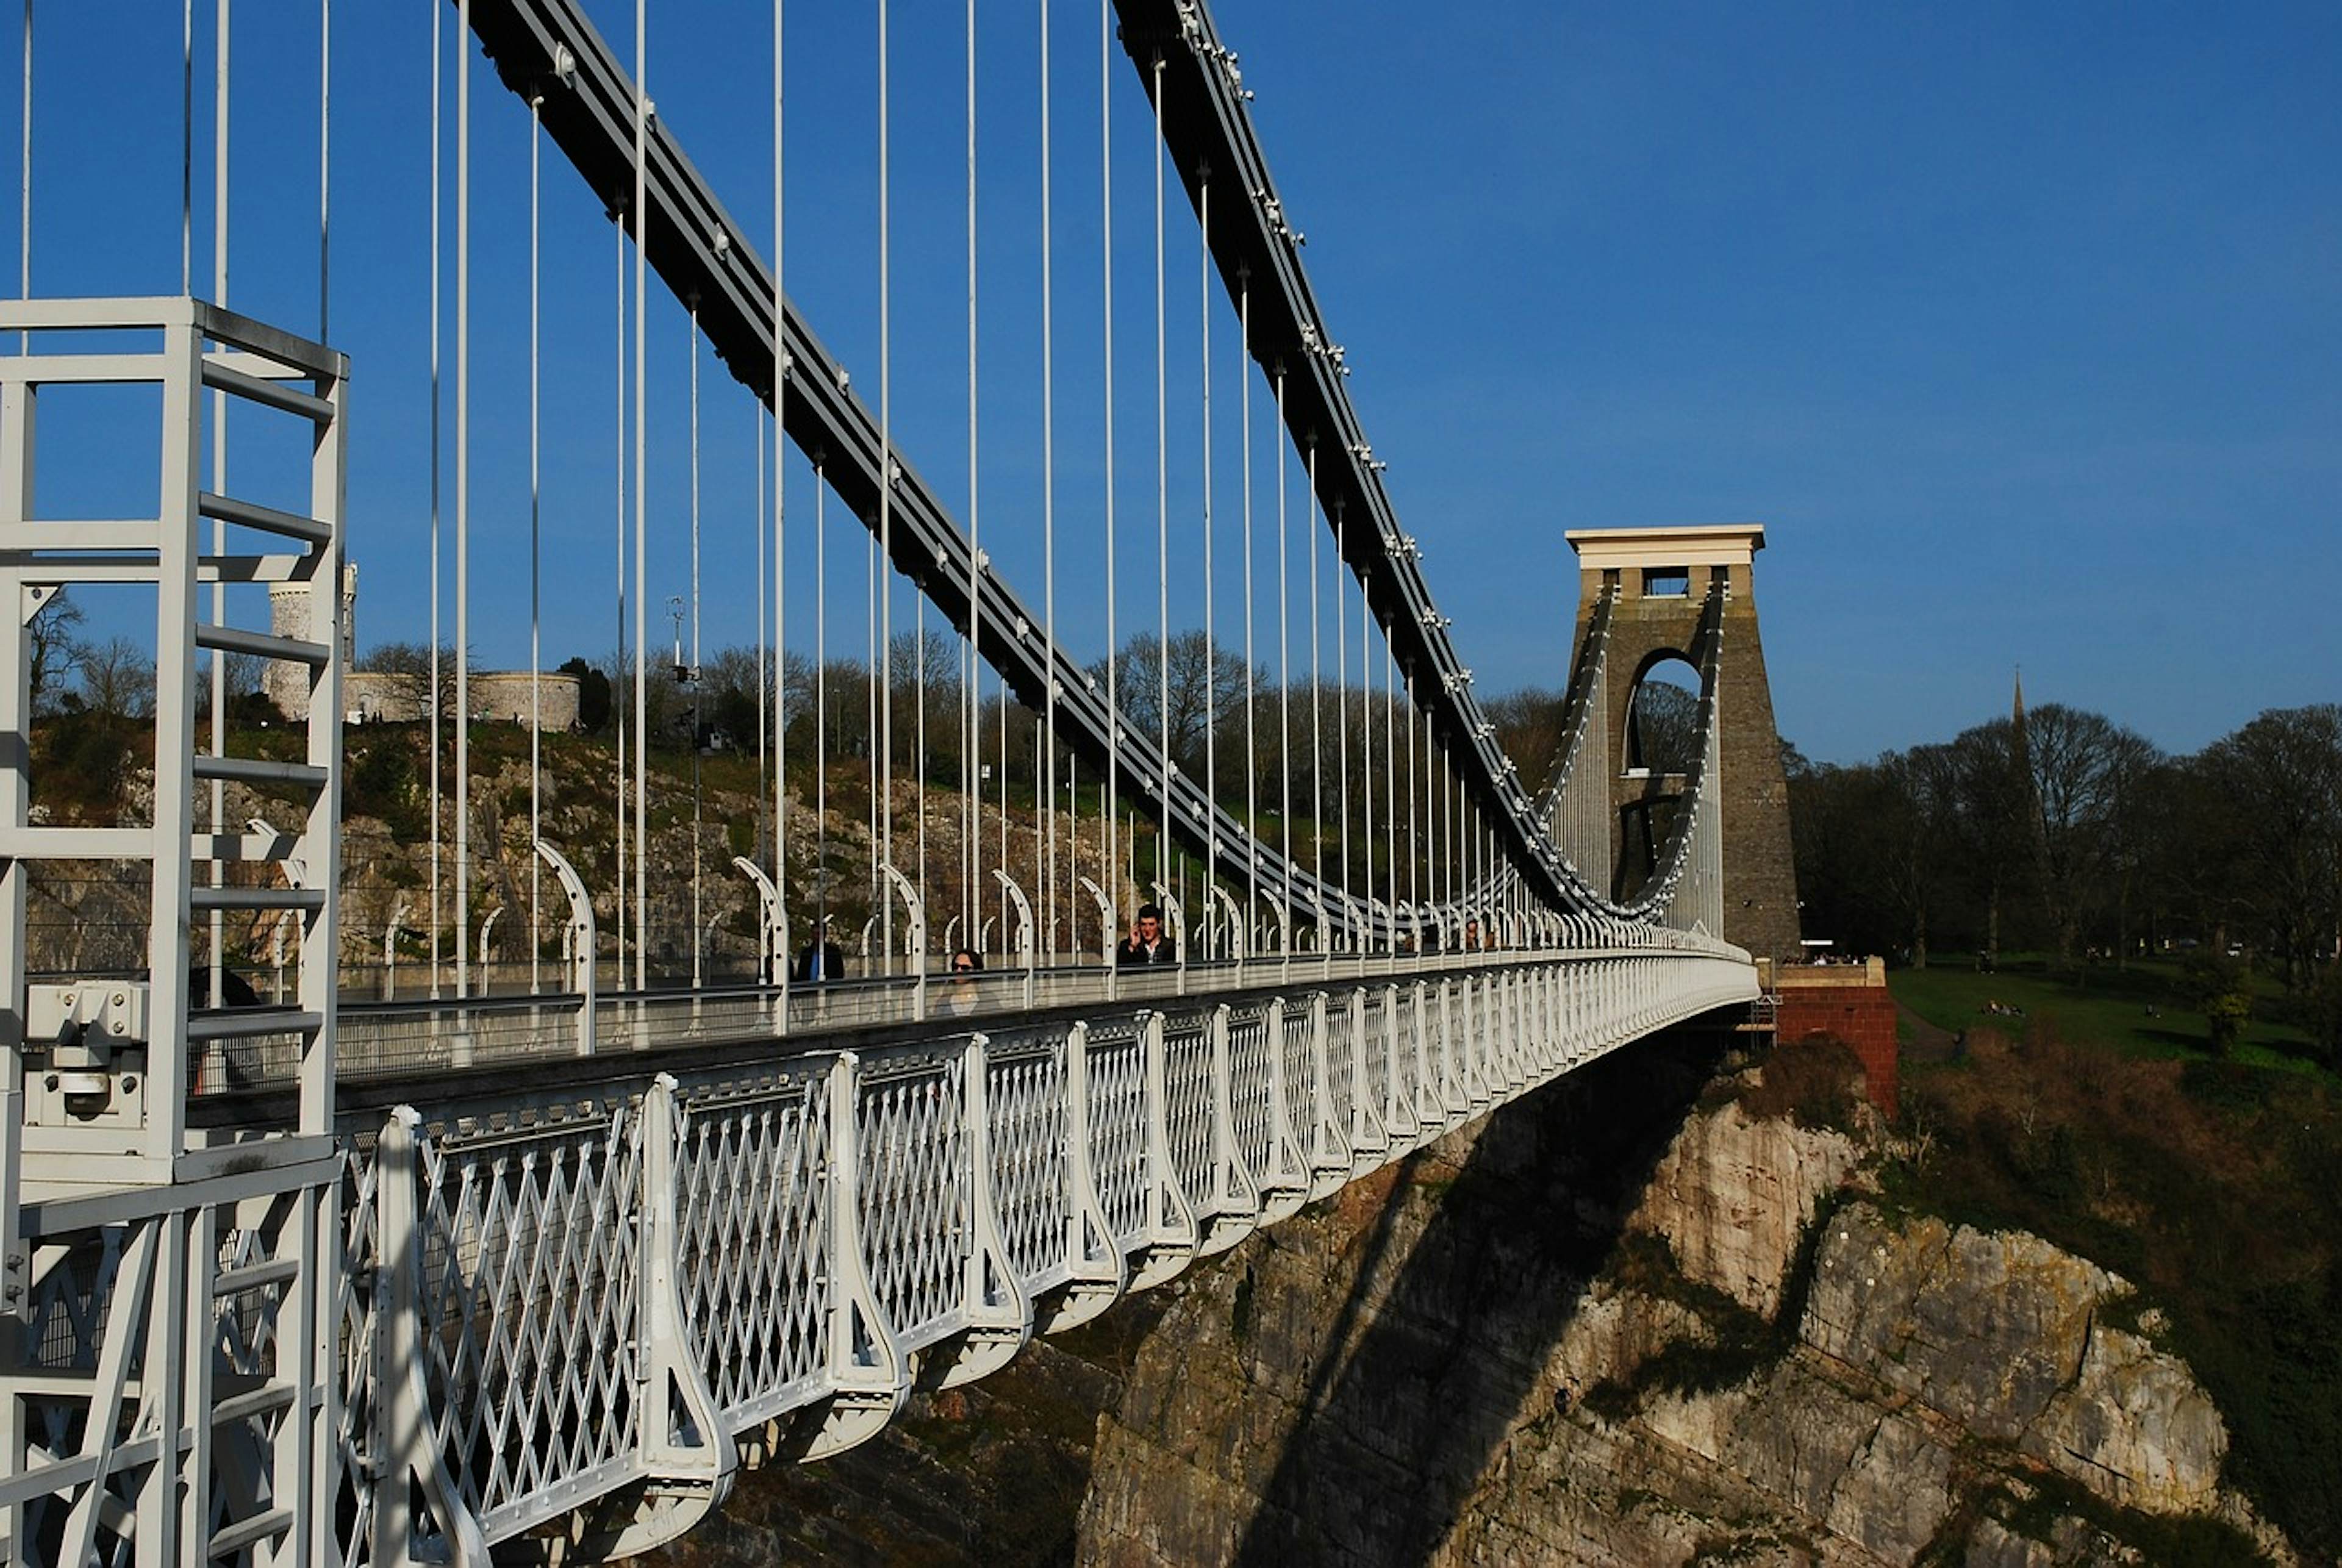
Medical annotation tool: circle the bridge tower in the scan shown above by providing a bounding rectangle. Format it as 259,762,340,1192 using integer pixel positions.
1566,525,1800,963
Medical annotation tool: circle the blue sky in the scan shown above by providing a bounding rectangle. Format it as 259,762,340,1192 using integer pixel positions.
9,1,2336,764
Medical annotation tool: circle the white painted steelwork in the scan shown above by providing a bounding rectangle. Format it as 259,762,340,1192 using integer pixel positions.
340,939,1753,1563
0,296,347,1568
0,5,1773,1560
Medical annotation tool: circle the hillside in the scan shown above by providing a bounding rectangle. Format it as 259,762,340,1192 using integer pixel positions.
1888,960,2342,1561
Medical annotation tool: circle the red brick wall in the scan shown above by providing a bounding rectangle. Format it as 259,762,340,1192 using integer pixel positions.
1775,985,1897,1117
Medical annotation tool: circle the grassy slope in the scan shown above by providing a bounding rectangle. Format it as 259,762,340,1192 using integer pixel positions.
1886,957,2341,1561
1893,954,2322,1075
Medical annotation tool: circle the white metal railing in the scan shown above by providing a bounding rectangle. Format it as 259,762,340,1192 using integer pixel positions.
342,943,1758,1562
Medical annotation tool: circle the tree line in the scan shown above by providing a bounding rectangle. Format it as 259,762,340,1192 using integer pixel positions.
1789,698,2342,1047
535,627,1463,810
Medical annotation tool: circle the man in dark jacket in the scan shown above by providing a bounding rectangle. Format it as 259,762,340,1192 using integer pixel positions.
1115,903,1177,966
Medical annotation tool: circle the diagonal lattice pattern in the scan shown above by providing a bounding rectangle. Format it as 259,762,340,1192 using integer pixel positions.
1162,1011,1216,1209
1325,998,1357,1150
1226,1002,1280,1183
987,1031,1075,1292
675,1066,834,1425
1361,990,1393,1128
1086,1021,1151,1245
338,1137,384,1568
415,1111,645,1534
856,1050,973,1351
1281,999,1320,1151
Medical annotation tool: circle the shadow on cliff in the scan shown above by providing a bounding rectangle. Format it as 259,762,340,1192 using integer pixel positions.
1228,1028,1728,1568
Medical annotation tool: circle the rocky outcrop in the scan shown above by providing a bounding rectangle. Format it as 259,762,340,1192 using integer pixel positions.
1072,1037,1734,1567
1625,1097,1864,1317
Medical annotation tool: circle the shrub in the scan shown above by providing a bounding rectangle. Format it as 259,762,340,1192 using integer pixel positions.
2177,952,2254,1058
1741,1036,1864,1131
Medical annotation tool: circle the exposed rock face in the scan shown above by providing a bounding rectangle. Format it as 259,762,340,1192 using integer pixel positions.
2031,1320,2228,1513
1075,1037,1731,1567
1802,1205,2229,1516
1803,1205,2116,1448
1626,1097,1863,1317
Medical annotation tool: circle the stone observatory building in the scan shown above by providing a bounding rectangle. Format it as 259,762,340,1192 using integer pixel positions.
265,564,581,731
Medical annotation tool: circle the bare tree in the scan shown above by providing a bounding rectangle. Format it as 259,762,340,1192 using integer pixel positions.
27,589,84,714
1109,629,1258,787
1946,718,2036,968
77,637,156,720
1627,676,1702,778
1877,743,1960,967
2025,703,2160,968
2202,704,2342,987
1484,686,1568,795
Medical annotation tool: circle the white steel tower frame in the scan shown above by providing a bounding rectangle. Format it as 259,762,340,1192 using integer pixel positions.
0,296,346,1568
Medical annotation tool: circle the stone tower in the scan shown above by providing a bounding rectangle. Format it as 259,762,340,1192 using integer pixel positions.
265,562,357,721
1564,525,1800,964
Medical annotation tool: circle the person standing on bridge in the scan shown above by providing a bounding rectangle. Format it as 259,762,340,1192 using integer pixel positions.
940,948,983,1017
793,919,845,983
1116,903,1178,966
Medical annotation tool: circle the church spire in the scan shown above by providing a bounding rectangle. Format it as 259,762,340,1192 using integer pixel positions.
2012,665,2026,728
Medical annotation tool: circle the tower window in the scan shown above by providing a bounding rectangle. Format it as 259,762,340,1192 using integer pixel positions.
1642,567,1690,598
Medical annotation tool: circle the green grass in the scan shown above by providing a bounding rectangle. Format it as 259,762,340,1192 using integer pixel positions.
1891,954,2327,1077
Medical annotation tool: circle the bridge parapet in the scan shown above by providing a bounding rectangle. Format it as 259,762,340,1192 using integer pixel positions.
341,947,1756,1561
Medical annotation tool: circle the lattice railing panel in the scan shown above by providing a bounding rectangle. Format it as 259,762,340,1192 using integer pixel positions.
987,1031,1074,1292
856,1049,973,1351
1162,1011,1216,1210
1325,998,1357,1147
415,1111,645,1534
1086,1022,1151,1246
337,1139,384,1568
676,1065,834,1425
1281,998,1319,1129
1226,1001,1280,1183
1361,990,1393,1125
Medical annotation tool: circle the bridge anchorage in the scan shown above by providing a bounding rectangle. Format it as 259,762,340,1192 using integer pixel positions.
0,2,1799,1563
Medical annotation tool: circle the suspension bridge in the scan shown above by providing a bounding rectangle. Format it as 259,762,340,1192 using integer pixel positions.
0,2,1800,1562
